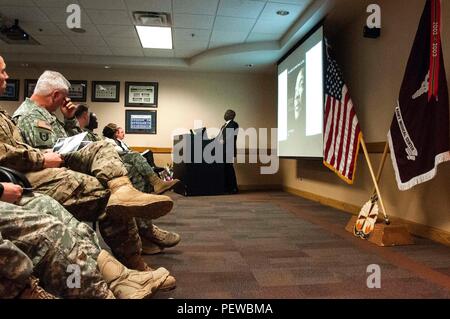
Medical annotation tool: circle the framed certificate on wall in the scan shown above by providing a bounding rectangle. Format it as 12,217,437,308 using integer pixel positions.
92,81,120,102
125,82,158,107
125,110,157,134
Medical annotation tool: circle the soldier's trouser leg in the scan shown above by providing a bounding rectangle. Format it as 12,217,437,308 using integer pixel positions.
26,168,110,222
0,198,111,299
0,232,33,298
98,214,143,269
63,141,128,186
121,152,155,193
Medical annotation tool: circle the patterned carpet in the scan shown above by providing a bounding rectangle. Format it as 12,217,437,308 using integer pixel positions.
138,191,450,299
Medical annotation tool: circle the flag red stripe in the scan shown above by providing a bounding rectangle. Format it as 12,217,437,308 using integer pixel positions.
335,91,351,171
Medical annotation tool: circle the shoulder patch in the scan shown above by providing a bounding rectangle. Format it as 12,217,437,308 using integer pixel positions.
36,120,52,131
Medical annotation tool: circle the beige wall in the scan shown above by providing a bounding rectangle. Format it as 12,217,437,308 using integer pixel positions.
1,66,281,188
281,0,450,232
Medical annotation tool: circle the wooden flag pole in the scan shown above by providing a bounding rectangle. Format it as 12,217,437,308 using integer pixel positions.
360,137,390,225
374,142,389,185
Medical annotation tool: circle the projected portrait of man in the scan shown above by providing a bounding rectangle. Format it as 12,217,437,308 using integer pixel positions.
294,67,305,121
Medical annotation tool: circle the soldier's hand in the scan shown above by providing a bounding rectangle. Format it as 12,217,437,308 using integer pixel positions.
60,98,77,119
43,152,64,168
0,183,23,203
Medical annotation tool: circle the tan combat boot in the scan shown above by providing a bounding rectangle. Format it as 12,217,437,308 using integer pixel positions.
141,237,164,255
107,176,173,219
97,250,169,299
149,174,180,194
124,252,177,291
18,277,57,299
145,224,181,248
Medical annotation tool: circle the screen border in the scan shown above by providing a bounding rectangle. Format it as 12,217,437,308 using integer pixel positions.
277,20,326,160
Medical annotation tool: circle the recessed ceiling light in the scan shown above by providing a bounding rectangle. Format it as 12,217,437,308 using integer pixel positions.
276,10,290,16
104,65,111,69
136,26,173,49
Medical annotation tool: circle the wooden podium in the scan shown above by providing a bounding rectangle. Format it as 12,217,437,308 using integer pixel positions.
345,216,414,247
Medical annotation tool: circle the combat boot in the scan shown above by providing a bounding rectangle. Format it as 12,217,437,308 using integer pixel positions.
143,224,181,248
141,237,164,255
97,250,169,299
18,276,57,299
149,174,180,194
107,176,173,219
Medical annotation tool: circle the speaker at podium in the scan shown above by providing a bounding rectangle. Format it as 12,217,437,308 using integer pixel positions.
173,128,226,196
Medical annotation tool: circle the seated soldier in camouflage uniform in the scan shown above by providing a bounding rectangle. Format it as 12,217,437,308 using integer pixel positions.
75,106,180,254
0,182,173,299
0,56,170,271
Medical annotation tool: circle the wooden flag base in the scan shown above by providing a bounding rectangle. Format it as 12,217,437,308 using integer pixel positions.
345,216,414,247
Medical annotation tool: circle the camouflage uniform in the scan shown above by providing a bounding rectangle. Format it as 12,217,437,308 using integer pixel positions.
0,105,141,268
0,232,33,298
0,193,111,299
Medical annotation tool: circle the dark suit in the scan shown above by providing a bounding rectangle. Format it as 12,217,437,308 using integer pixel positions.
220,120,239,194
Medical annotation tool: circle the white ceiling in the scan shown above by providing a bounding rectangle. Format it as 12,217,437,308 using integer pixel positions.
0,0,336,72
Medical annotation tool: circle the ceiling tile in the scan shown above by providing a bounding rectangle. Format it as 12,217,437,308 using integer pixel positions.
0,7,50,22
267,0,311,5
36,0,81,8
123,0,172,13
21,21,63,36
86,10,132,25
173,40,208,54
173,28,211,42
33,35,74,46
142,49,174,58
173,14,214,30
0,0,35,6
79,0,126,10
77,46,113,55
210,30,248,44
252,18,290,34
217,0,265,19
110,47,143,57
0,44,49,54
96,25,137,37
68,35,107,46
246,32,280,42
213,16,255,33
39,6,92,24
173,0,219,15
44,44,81,54
104,36,141,48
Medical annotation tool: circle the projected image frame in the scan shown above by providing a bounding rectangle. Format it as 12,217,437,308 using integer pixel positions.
276,22,325,160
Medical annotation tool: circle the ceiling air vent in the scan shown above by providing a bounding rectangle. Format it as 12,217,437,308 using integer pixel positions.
133,11,172,27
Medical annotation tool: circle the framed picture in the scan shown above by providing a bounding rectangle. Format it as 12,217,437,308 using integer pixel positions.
24,79,37,99
0,79,20,101
91,81,120,102
125,82,158,107
125,110,157,134
68,80,87,102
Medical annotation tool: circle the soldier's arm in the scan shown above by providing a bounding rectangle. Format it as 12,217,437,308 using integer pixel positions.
0,141,45,172
16,114,57,150
0,231,33,282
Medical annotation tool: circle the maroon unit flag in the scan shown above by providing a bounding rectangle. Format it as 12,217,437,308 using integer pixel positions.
323,44,362,184
388,0,449,191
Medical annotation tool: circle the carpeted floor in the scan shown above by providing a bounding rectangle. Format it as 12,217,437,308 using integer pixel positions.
136,191,450,299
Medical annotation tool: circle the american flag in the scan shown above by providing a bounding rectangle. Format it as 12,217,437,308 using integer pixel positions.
323,46,362,184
